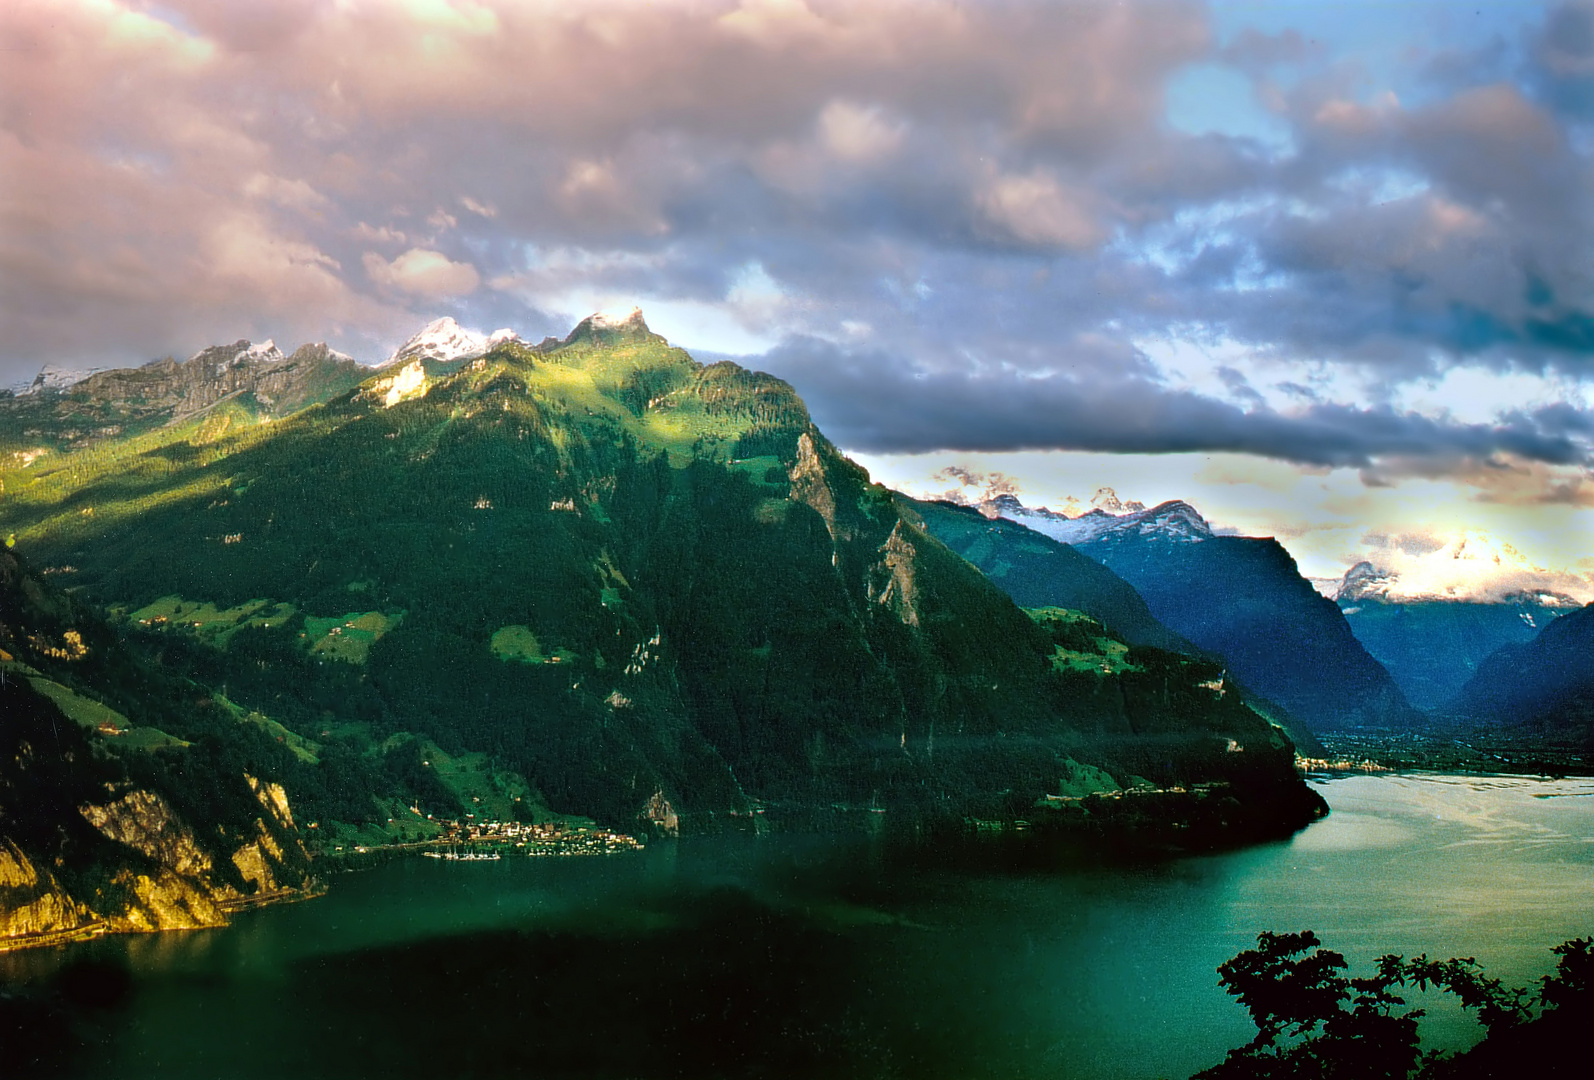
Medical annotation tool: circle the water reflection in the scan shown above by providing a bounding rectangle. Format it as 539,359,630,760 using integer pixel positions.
4,774,1592,1079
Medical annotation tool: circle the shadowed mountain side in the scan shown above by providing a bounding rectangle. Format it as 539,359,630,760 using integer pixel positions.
902,498,1193,653
908,498,1325,756
1339,596,1570,712
1075,523,1419,733
1449,603,1594,745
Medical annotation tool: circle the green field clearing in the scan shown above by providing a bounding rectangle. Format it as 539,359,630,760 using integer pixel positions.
24,673,188,749
489,624,576,665
1027,606,1143,676
129,595,297,647
303,611,402,664
215,695,320,763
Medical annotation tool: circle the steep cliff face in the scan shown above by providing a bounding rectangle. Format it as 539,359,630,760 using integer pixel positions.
0,698,317,948
0,838,97,941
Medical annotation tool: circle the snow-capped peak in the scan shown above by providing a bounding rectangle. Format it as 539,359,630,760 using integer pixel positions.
238,339,283,363
1335,530,1593,604
1090,487,1146,514
986,494,1213,546
7,365,98,396
386,317,517,367
1336,561,1395,602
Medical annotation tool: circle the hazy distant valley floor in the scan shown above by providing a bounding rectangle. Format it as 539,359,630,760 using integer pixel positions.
4,773,1592,1080
1310,730,1594,778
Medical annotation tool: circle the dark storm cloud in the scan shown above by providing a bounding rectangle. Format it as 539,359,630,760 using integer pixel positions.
761,336,1594,474
1,0,1589,482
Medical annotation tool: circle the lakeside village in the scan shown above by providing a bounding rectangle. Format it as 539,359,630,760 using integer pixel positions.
330,814,644,861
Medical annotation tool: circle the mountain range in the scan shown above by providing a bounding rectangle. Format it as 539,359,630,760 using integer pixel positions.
0,339,367,458
0,311,1332,948
979,495,1419,732
1334,561,1577,712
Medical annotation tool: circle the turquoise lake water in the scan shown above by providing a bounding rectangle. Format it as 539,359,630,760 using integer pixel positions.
5,772,1592,1078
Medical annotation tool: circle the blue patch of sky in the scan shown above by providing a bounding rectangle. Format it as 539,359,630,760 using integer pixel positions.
1208,0,1540,107
1166,63,1294,151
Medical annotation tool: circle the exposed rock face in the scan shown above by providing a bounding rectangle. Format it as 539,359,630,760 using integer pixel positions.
69,341,360,420
106,869,226,933
788,432,843,542
80,790,215,878
0,337,367,452
0,839,96,941
871,521,921,627
3,777,314,950
640,790,680,838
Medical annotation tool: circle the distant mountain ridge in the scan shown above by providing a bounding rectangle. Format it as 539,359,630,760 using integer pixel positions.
1335,560,1576,711
1450,603,1594,745
905,497,1194,654
982,494,1417,732
0,338,368,456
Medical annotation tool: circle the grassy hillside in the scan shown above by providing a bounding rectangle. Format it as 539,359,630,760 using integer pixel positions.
0,315,1320,838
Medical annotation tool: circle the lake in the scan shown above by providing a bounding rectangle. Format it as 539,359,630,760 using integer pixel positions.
5,773,1593,1079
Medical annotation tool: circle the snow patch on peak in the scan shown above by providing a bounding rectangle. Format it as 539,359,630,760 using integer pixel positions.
237,340,284,364
8,365,97,396
591,306,645,330
387,317,508,367
986,494,1213,546
1336,561,1395,602
1337,531,1594,604
1120,500,1213,542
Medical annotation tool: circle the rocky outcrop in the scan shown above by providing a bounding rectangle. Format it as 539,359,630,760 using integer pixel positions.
788,432,845,543
79,790,215,878
870,521,920,627
0,839,97,942
2,780,315,952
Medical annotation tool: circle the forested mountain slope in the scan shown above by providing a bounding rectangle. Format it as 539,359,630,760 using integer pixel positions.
0,312,1322,843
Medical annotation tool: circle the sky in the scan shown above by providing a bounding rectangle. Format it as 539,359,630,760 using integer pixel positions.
2,0,1592,598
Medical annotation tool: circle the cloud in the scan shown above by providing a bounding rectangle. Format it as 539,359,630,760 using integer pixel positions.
977,170,1103,250
0,0,1589,502
757,336,1594,476
363,248,481,298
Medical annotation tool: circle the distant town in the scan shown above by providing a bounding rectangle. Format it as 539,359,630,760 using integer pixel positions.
333,817,644,859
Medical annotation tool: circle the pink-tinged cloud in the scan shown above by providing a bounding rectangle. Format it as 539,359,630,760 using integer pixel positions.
364,248,482,298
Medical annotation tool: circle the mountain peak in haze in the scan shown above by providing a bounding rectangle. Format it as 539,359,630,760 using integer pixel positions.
1090,487,1146,514
387,317,518,367
1335,531,1591,605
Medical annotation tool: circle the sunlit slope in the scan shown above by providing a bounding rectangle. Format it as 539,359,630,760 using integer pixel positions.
0,314,1314,831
